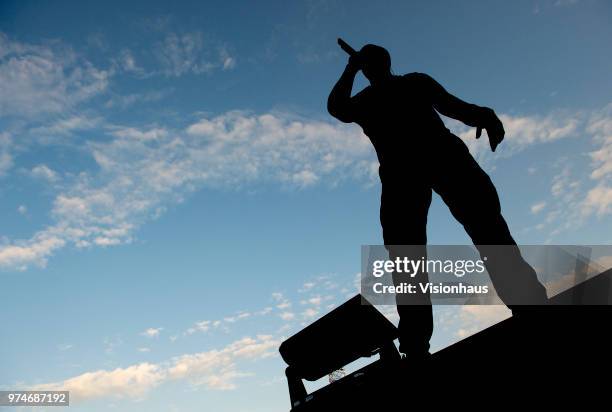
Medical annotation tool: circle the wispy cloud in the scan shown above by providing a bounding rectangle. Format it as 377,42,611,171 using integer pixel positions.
30,164,59,182
0,33,109,118
455,306,511,339
115,49,146,77
299,281,315,292
582,185,612,217
582,104,612,217
1,30,609,270
141,327,163,338
433,305,511,344
185,320,211,335
108,126,168,141
155,32,236,76
37,362,165,402
103,336,123,355
530,201,547,214
0,132,12,176
447,109,582,162
445,104,612,240
518,104,612,239
31,115,100,136
279,311,295,321
36,335,281,402
104,89,170,109
0,111,372,270
301,307,319,320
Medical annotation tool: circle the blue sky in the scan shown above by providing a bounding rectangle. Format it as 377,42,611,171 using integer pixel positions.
1,0,611,411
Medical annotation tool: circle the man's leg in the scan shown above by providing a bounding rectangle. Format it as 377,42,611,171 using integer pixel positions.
380,179,433,357
432,135,548,306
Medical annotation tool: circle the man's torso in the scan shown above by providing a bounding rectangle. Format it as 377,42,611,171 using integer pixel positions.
351,73,450,167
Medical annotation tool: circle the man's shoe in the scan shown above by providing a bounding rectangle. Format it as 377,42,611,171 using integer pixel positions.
399,351,431,368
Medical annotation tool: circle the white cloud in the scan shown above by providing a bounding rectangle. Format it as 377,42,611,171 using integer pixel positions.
529,163,585,239
30,164,59,182
460,305,511,324
183,111,373,185
450,305,511,340
554,0,580,6
0,132,12,176
581,105,612,217
447,109,582,162
532,104,612,237
219,46,236,70
450,103,612,240
104,89,169,109
31,115,100,136
302,307,319,320
37,363,165,402
32,335,281,402
257,307,273,315
291,169,318,187
300,282,315,291
582,185,612,217
109,126,168,141
104,336,123,355
17,205,27,215
3,101,611,270
0,233,65,270
0,33,109,118
141,327,163,338
530,201,546,214
224,335,278,359
155,32,236,76
588,113,612,180
185,319,213,336
1,111,371,270
306,296,322,306
116,49,145,76
501,112,580,146
279,312,295,321
33,335,280,403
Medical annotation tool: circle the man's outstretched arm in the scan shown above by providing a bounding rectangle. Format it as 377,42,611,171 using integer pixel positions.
423,73,505,151
327,58,360,123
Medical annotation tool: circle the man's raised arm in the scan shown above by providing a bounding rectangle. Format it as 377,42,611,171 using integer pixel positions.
422,73,505,151
327,58,360,123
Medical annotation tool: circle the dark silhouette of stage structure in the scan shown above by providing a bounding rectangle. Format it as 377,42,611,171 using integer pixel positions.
279,266,612,410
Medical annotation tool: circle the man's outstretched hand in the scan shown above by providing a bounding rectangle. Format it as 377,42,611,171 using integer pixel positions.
476,108,505,152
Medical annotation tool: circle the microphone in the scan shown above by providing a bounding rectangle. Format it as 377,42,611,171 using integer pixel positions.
337,38,357,56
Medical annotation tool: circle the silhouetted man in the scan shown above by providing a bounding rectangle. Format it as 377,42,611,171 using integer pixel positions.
328,44,548,361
